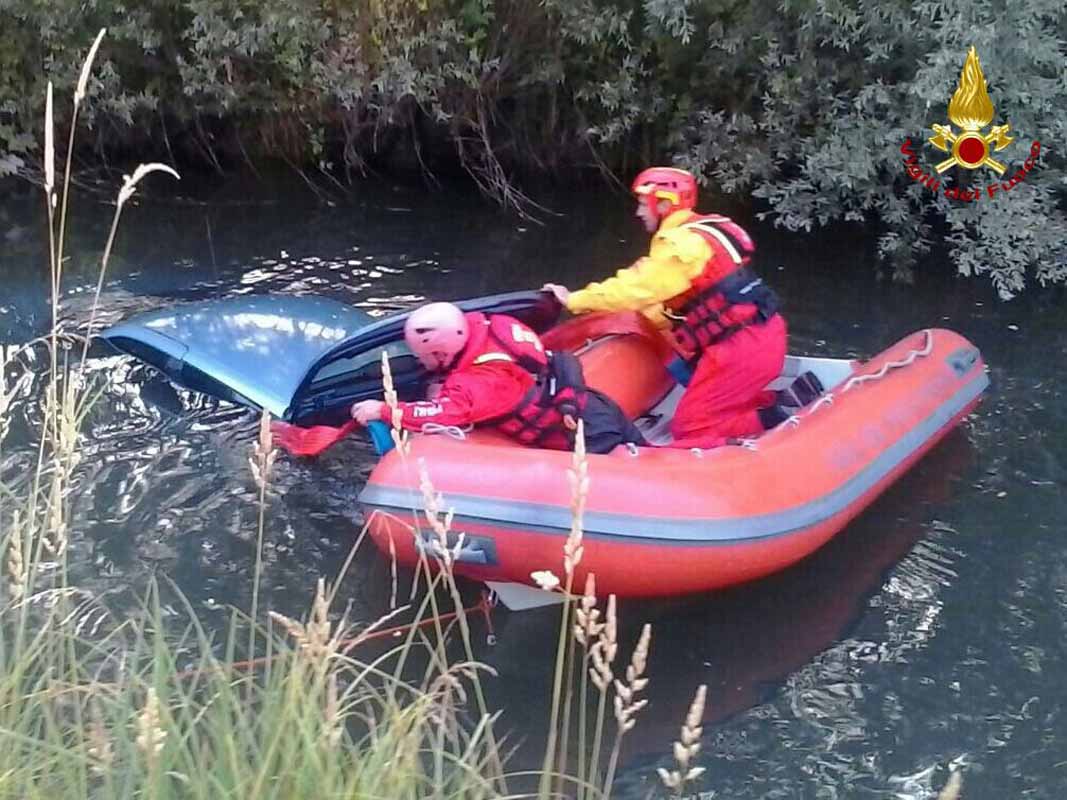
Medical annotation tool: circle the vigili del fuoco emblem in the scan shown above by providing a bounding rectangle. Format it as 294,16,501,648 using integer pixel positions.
901,45,1041,201
927,46,1013,174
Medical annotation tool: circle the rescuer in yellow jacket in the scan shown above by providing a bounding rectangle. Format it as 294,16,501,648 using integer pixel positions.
543,166,790,448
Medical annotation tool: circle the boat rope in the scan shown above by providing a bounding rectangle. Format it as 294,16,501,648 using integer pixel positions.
734,328,935,448
801,329,935,419
807,392,836,413
797,329,934,424
840,329,934,394
418,423,472,440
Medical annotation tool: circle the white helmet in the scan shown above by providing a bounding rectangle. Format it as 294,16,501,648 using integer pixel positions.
403,302,470,371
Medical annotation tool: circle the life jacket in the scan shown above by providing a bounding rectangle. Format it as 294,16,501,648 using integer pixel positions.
455,313,589,450
665,213,781,360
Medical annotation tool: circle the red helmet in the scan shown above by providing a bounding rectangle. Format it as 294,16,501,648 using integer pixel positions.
631,167,698,219
404,302,470,371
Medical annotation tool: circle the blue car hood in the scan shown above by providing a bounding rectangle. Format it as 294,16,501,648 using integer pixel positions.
101,294,375,417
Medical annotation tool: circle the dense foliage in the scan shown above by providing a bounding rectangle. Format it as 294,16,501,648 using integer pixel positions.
2,0,1064,296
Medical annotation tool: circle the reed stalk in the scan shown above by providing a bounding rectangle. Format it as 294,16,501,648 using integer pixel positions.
248,410,277,662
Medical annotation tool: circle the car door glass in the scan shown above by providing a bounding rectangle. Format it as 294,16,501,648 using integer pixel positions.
309,348,422,392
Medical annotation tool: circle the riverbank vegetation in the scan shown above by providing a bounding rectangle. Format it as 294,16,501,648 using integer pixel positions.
1,1,1065,297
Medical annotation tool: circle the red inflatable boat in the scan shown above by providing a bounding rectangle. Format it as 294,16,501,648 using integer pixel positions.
359,316,988,609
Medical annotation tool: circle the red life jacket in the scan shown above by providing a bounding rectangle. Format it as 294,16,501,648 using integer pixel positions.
456,313,588,450
665,213,780,359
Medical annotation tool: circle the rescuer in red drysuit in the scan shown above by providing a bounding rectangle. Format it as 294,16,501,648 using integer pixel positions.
543,166,794,448
349,301,645,454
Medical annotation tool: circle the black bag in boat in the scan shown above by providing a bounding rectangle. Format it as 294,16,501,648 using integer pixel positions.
546,351,647,454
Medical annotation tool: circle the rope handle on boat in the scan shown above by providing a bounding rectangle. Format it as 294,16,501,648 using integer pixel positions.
693,437,757,455
800,329,934,421
790,329,933,422
732,329,935,448
807,393,835,413
840,329,934,394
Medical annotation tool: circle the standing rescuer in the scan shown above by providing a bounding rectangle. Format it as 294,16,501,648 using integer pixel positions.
349,302,646,454
543,166,792,449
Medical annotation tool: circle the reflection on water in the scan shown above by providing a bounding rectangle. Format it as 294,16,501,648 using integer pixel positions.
2,174,1065,799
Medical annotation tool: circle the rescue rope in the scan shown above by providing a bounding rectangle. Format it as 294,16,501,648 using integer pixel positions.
732,328,936,450
802,329,934,420
417,423,471,440
840,329,934,394
807,392,836,414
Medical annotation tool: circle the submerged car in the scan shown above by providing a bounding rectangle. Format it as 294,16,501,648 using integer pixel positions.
99,290,562,425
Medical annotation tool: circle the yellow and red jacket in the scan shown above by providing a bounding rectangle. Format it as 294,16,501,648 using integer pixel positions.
565,210,779,359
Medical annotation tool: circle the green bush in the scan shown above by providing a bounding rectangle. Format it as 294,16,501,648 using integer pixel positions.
1,0,1064,296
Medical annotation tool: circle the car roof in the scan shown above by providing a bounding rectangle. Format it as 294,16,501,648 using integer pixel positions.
101,294,376,416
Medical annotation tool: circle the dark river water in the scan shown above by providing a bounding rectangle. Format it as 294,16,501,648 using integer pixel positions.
1,169,1065,799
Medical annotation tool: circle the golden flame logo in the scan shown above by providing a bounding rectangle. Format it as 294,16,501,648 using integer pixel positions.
928,46,1014,174
948,48,995,130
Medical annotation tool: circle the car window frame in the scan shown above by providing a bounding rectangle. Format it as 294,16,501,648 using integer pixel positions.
287,290,559,422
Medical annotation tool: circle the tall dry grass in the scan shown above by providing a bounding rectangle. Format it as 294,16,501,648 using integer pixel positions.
0,27,513,800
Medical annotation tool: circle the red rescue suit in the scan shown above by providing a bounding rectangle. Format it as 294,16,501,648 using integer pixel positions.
380,312,600,451
665,213,787,448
